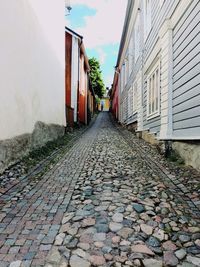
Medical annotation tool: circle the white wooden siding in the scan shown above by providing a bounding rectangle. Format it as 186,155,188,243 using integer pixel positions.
142,0,174,135
172,1,200,138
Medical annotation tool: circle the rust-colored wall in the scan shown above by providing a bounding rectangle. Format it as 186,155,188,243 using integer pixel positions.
65,32,72,107
79,55,87,124
112,75,119,119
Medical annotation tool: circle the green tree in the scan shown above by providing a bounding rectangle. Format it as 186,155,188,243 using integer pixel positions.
89,57,105,98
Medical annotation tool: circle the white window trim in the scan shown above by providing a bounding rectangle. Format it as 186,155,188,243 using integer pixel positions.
120,65,125,92
123,63,126,88
128,87,132,118
133,83,138,113
147,61,161,120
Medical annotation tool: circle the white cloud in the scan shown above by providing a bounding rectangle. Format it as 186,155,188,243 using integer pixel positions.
65,16,71,27
71,0,112,11
96,48,106,65
105,74,114,88
70,0,128,49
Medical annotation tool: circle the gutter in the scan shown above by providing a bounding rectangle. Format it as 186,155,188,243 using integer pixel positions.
65,26,83,39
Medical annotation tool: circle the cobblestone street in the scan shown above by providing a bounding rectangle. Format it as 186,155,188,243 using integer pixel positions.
0,112,200,267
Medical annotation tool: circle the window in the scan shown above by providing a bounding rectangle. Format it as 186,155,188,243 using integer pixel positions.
134,13,140,61
133,83,138,113
147,63,160,118
121,63,125,89
120,65,125,91
123,101,126,121
144,0,152,40
124,60,129,85
128,88,133,117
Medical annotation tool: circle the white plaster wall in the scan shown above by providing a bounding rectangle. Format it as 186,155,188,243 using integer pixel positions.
0,0,66,140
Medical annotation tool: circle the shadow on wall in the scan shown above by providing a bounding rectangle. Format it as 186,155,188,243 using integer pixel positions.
0,122,65,174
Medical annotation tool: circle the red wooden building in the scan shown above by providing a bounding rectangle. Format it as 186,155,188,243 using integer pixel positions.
65,27,94,127
110,69,119,120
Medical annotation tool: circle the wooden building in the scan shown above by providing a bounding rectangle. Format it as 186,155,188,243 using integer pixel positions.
65,27,95,126
110,70,119,120
113,0,200,169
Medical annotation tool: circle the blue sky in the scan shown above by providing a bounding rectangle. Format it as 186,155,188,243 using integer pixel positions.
66,0,127,88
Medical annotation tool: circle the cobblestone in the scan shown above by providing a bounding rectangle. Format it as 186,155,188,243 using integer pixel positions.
0,112,200,266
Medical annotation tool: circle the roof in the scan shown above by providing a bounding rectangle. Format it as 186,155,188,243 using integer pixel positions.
111,0,134,98
65,27,90,72
65,26,83,39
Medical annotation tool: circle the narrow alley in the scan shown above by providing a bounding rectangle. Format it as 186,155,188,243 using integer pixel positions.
0,113,200,267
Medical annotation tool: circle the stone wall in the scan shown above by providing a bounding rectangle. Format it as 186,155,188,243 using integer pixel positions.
141,131,160,146
0,121,65,174
127,122,137,133
172,141,200,171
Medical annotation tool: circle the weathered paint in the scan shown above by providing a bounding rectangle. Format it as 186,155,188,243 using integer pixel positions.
65,28,92,126
111,72,119,120
79,54,87,124
65,32,72,108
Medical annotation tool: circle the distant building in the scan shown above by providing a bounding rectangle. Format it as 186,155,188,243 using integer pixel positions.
65,27,95,126
98,90,110,112
112,0,200,170
110,70,119,120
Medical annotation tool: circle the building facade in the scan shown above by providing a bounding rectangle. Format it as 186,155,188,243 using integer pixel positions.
113,0,200,169
98,91,110,112
110,71,119,120
0,0,66,173
65,27,95,126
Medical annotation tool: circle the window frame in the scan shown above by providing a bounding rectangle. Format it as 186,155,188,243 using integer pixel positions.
128,87,133,117
147,61,161,120
123,100,126,121
120,64,125,92
133,82,138,114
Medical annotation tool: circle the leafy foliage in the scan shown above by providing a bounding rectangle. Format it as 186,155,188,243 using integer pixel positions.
95,96,100,105
89,57,105,98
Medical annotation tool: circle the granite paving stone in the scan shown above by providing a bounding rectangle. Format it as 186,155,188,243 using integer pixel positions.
0,113,199,266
